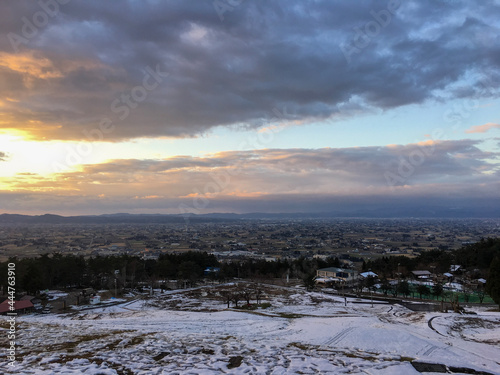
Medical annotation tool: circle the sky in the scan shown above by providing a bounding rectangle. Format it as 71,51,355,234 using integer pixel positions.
0,0,499,216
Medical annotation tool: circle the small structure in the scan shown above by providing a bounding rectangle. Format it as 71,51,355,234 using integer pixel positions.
204,267,220,276
411,270,432,280
475,278,487,290
0,300,34,315
82,288,94,296
316,267,359,286
90,295,101,305
443,272,453,281
359,271,378,279
20,295,42,310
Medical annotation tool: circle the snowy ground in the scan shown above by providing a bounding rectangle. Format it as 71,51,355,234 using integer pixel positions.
1,284,499,374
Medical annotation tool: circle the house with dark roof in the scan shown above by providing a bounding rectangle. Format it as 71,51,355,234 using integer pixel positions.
20,295,42,310
204,267,220,276
360,271,378,279
411,270,432,280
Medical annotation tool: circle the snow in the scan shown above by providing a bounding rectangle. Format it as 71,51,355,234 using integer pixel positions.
2,285,499,374
44,290,68,300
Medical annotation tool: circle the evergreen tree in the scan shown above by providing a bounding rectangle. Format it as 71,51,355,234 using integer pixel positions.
365,275,376,291
416,284,430,299
486,256,500,309
22,262,45,295
361,260,367,272
432,282,443,301
302,272,316,291
397,280,411,297
380,277,392,296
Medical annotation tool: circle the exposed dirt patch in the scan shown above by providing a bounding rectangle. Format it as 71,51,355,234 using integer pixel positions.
228,355,244,369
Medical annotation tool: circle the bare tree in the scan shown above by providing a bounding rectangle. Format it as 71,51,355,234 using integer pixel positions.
232,290,242,308
242,288,253,306
220,289,233,308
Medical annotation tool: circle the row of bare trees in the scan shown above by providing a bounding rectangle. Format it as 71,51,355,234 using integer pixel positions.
218,283,265,308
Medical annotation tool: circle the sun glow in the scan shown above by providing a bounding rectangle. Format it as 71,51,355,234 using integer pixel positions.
0,132,75,179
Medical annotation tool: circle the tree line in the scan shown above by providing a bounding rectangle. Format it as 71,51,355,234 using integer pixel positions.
1,238,498,308
363,238,500,307
363,238,500,279
0,251,340,296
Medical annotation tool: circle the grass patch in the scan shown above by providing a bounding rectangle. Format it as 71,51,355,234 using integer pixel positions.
278,312,304,319
40,333,112,353
153,352,170,361
288,342,311,350
129,336,144,346
343,352,379,362
102,339,124,351
400,356,415,362
227,355,244,369
235,302,272,311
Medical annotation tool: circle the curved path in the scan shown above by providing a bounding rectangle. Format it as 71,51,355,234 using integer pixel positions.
427,315,445,336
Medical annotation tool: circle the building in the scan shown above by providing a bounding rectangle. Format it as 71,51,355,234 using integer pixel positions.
204,267,221,276
359,271,378,279
411,270,432,280
20,295,42,311
0,300,34,315
316,267,359,285
90,296,101,305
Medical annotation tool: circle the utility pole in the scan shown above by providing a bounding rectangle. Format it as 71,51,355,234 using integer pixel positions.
343,281,347,306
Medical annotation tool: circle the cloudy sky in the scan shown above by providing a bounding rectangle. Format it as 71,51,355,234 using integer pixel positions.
0,0,499,216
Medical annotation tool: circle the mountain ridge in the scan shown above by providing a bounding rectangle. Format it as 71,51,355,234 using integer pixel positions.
0,210,499,225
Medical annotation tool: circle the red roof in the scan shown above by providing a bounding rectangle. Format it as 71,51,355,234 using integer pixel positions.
0,300,34,313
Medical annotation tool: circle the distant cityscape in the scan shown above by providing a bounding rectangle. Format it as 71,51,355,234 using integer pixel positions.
1,215,499,262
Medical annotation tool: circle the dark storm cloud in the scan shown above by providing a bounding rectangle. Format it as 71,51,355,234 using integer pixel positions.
1,0,500,140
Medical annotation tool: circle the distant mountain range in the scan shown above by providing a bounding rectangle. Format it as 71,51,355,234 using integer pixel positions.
0,209,499,225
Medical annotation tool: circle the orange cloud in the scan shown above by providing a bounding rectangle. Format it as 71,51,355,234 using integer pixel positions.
0,51,63,83
416,140,437,146
465,122,500,134
0,51,109,80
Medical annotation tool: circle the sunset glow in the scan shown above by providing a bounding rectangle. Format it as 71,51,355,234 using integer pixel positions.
0,1,499,216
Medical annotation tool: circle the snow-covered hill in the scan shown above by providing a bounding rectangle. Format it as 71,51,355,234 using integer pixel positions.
2,285,499,374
